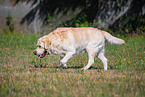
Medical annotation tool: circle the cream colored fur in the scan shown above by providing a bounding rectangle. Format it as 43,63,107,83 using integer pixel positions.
34,27,125,70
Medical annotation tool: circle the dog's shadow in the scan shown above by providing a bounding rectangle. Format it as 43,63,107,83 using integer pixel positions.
35,65,103,70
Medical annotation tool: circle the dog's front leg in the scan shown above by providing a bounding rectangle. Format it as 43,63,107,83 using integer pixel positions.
58,63,67,69
58,55,67,69
59,51,75,69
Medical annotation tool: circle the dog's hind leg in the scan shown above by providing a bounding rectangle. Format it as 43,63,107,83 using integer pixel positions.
83,42,104,70
98,51,107,70
83,48,95,70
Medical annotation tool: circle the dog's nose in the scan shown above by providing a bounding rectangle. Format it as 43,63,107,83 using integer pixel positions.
33,51,37,55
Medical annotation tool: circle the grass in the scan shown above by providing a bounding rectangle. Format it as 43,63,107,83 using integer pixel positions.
0,32,145,97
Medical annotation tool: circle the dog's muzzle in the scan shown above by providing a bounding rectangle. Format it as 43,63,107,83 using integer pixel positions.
33,49,48,59
33,51,37,55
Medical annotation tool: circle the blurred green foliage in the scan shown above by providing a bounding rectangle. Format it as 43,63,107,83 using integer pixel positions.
6,15,15,32
14,0,144,34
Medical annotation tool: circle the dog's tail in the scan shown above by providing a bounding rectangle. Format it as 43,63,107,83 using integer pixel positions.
102,31,126,45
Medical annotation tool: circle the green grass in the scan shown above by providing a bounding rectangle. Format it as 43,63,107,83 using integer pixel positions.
0,32,145,97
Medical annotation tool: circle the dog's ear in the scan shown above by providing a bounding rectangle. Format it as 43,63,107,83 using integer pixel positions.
42,38,51,49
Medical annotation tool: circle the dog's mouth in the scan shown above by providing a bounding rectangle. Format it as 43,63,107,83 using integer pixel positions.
38,51,48,59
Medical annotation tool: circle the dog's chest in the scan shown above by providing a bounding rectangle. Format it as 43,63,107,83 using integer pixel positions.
50,45,67,55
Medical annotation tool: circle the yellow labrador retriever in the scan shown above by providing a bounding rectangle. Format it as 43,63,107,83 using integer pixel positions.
33,27,125,70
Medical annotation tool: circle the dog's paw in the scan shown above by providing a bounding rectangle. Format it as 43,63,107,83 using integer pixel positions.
63,64,67,68
57,64,67,70
80,68,86,71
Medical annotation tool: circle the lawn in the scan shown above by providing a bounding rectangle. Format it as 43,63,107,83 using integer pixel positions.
0,32,145,97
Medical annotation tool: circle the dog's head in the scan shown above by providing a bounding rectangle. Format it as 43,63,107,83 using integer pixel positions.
33,36,51,59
